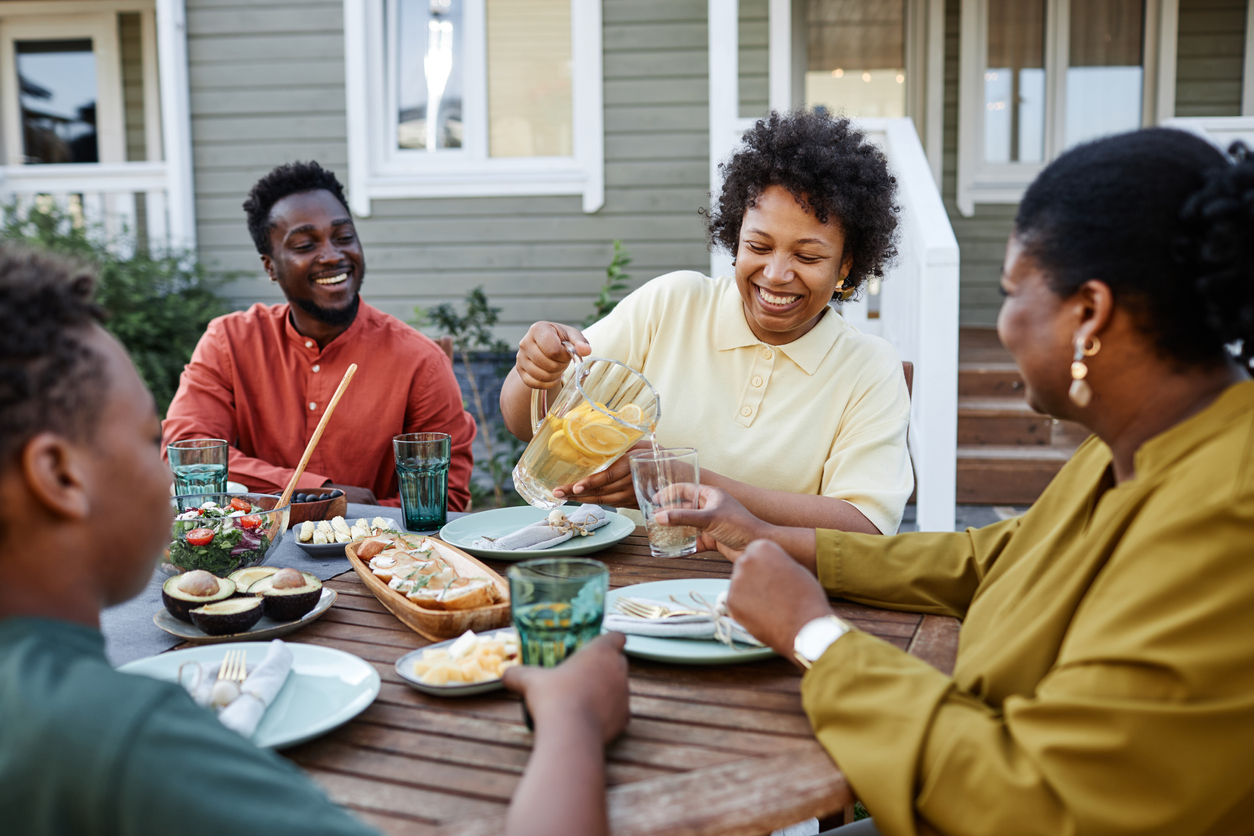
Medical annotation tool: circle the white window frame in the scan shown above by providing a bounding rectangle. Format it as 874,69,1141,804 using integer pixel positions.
342,0,604,217
0,13,128,166
956,0,1172,216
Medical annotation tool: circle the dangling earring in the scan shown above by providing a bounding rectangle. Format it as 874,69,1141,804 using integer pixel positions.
1068,335,1101,407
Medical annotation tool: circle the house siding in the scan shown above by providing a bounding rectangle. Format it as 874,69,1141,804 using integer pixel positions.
1175,0,1248,116
941,0,1014,327
186,0,712,342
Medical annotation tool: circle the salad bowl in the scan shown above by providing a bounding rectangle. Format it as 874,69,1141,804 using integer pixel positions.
163,493,291,577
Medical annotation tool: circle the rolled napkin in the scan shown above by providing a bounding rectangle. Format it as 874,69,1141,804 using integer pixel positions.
180,640,294,740
471,505,610,550
603,591,765,647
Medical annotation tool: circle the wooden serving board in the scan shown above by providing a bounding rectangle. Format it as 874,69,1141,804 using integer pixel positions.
345,535,511,641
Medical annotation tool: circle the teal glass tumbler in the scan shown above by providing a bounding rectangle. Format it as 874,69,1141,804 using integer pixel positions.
508,558,608,669
393,432,451,531
167,439,229,496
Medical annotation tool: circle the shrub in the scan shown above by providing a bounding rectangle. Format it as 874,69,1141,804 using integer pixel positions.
0,203,232,416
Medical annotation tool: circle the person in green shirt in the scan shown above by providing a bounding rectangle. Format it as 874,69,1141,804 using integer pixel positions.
661,129,1254,835
0,245,629,836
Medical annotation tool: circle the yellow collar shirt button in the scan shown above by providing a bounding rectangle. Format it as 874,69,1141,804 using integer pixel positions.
740,406,753,417
762,348,774,360
752,375,764,388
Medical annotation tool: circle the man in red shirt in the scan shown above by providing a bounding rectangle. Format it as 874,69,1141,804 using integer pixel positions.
163,162,475,509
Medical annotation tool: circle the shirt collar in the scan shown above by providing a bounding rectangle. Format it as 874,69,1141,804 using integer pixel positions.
714,280,843,375
1132,378,1254,478
282,300,373,353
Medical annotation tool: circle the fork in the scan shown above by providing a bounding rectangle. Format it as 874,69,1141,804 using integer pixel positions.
216,649,248,684
614,599,701,620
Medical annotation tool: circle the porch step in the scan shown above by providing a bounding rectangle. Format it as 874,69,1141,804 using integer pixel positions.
956,446,1070,506
955,328,1088,505
958,362,1024,398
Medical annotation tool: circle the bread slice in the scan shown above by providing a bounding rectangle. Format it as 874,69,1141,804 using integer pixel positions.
437,577,498,611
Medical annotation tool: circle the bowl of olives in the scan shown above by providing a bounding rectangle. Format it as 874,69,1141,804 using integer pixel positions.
278,489,348,529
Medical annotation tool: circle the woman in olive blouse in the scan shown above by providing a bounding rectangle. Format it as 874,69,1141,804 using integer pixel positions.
661,129,1254,836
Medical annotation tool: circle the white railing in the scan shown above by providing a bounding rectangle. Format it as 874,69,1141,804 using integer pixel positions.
1162,116,1254,153
844,118,960,533
0,161,175,251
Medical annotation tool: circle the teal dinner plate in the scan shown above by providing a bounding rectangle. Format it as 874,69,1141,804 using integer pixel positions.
439,506,636,561
118,642,380,749
605,579,776,665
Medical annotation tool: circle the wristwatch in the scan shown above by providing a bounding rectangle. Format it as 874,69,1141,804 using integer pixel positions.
793,614,853,669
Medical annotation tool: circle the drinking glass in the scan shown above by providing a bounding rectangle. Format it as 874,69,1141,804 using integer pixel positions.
508,558,609,668
629,446,700,557
393,432,451,531
167,439,229,496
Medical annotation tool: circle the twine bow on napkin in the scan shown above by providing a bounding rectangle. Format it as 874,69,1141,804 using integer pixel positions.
470,505,611,551
603,591,765,648
181,639,294,739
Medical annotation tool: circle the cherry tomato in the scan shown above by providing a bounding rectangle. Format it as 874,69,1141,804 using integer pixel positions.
186,528,215,547
229,497,252,513
239,515,263,530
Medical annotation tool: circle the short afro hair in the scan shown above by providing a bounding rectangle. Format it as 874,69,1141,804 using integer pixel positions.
243,161,351,256
705,110,899,297
0,245,108,468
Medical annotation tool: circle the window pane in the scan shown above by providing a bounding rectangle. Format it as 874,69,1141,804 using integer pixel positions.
805,0,906,119
984,0,1045,164
16,39,98,164
487,0,572,157
397,0,465,151
1065,0,1143,149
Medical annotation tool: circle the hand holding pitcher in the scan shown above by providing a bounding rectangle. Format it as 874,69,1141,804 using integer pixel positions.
515,322,592,390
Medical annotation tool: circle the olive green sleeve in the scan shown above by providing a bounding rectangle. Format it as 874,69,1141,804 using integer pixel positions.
815,516,1021,619
803,502,1254,836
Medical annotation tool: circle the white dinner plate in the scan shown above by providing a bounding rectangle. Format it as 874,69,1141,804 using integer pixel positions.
152,588,338,644
605,578,776,665
394,628,518,697
226,481,248,494
287,517,403,558
118,641,380,749
439,506,636,561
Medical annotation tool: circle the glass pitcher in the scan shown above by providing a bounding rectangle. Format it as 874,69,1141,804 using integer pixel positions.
512,345,661,510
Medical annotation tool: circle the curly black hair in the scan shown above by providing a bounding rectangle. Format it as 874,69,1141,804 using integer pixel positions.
1016,129,1254,369
705,110,899,297
0,245,108,469
243,161,351,256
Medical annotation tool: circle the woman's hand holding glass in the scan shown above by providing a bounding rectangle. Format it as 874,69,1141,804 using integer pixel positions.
653,485,769,559
515,321,592,390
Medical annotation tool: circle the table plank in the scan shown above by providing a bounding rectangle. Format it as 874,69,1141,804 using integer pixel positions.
255,526,961,836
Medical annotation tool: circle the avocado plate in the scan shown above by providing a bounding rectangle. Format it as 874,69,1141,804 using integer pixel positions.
152,587,337,644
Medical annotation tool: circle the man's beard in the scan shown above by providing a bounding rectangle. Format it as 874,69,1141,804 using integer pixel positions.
293,292,361,327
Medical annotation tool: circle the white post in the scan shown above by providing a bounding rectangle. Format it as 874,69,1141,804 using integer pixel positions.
709,0,739,280
155,0,196,251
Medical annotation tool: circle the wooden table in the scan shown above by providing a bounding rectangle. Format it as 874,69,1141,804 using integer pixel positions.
281,530,960,836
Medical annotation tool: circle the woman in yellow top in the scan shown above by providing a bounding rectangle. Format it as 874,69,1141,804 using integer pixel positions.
500,111,912,535
662,129,1254,835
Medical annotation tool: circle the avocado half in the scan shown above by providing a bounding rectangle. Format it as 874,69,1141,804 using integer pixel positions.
162,571,236,623
189,597,265,636
247,569,323,621
227,566,279,596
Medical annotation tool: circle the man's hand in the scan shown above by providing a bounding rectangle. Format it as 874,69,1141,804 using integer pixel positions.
515,322,592,391
654,485,770,560
503,632,630,743
553,441,649,507
726,540,833,662
324,483,377,505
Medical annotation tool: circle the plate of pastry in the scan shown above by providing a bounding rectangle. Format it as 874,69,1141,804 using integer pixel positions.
288,515,403,558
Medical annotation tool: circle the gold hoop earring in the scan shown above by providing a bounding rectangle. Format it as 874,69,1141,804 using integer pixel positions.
1069,335,1101,407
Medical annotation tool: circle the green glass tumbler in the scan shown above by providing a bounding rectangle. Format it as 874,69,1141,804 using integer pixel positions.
167,439,229,496
394,432,451,531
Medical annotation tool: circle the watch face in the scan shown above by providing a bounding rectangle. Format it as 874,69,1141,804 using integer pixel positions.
796,616,849,662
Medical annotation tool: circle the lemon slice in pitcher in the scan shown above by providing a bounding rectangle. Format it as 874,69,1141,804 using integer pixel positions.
569,420,633,457
614,404,645,426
